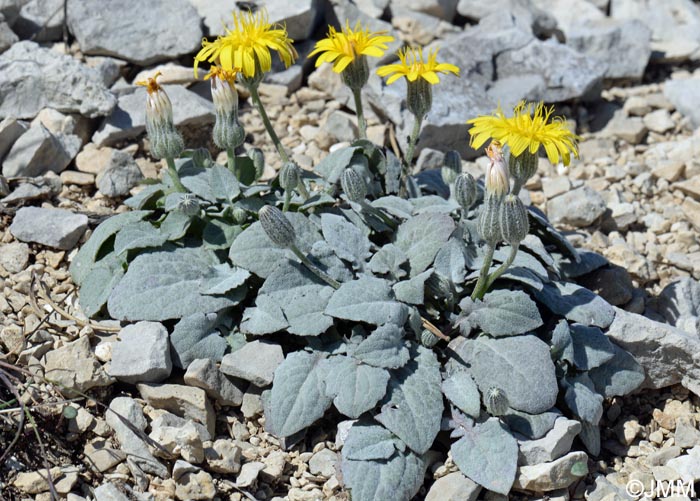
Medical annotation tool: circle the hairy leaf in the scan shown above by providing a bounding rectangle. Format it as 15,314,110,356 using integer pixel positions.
395,212,455,276
170,312,227,369
368,244,408,279
434,236,473,285
78,253,125,318
451,418,518,495
266,351,332,437
464,290,543,337
114,221,169,256
550,319,574,364
325,276,408,326
442,371,481,418
343,420,404,461
376,346,442,455
315,146,360,183
353,324,409,369
563,375,603,425
503,408,561,440
392,270,432,305
203,219,242,250
199,265,251,295
534,281,615,329
323,356,390,419
588,344,645,397
240,295,288,335
321,213,372,268
569,324,616,370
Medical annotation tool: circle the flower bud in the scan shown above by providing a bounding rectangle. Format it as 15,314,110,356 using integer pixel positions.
426,272,456,303
177,194,200,216
509,150,538,185
407,78,432,119
259,205,295,248
231,204,248,224
136,72,184,160
341,168,367,203
279,161,301,190
441,150,461,184
191,148,214,168
485,141,509,198
454,173,477,210
477,194,502,246
485,387,509,417
420,329,439,348
248,148,265,180
499,194,529,245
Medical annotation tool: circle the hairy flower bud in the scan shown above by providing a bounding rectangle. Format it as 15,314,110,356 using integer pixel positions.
259,205,295,248
485,387,509,417
137,72,184,160
477,194,502,246
177,194,200,216
342,55,370,91
420,329,439,348
279,161,301,190
499,194,529,245
454,173,477,210
426,272,456,304
341,168,367,203
509,150,538,185
441,150,461,184
407,78,432,119
208,67,245,151
248,148,265,180
231,204,248,224
485,141,509,198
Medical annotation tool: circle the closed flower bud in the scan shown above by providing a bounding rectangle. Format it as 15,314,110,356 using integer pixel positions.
213,115,245,151
420,329,439,348
485,387,509,417
341,168,367,203
426,272,456,303
259,205,295,248
177,194,200,216
442,150,461,184
248,148,265,180
136,72,184,160
454,173,477,210
279,161,301,190
485,141,509,198
499,194,529,245
231,204,248,224
407,78,432,119
477,194,502,246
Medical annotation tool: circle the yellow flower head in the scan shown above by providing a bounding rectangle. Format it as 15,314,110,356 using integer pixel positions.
377,46,459,85
135,71,163,94
467,101,579,166
194,9,297,79
309,21,394,73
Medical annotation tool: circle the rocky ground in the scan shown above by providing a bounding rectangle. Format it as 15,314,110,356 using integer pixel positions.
2,0,700,499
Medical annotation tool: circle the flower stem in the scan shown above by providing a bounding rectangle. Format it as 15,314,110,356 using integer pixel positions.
248,83,290,164
402,113,423,195
471,244,495,301
283,189,292,212
290,244,340,289
166,157,187,192
227,148,239,176
351,86,367,140
484,244,519,292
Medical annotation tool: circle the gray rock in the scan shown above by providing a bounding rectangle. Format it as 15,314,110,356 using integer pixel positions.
605,202,637,231
391,0,459,21
241,384,265,419
531,0,604,36
567,19,651,81
0,117,26,161
106,396,168,478
266,0,321,40
495,37,604,102
236,461,265,488
12,0,64,41
606,307,700,395
67,0,202,65
415,148,446,172
602,112,648,144
426,472,481,501
172,460,216,500
0,21,18,53
546,186,607,227
667,446,700,482
457,0,553,33
0,174,7,196
85,56,127,88
0,242,29,273
0,0,20,24
611,0,700,62
578,266,635,306
518,418,582,466
204,439,241,474
108,322,172,384
664,78,700,128
149,421,205,464
184,358,245,407
10,207,88,250
0,41,116,120
92,85,213,147
96,149,144,197
354,0,390,18
512,451,588,491
220,340,284,387
151,411,211,442
643,108,675,133
93,482,130,501
42,337,113,396
321,110,358,144
1,176,62,205
675,419,700,449
309,449,338,478
137,383,216,436
657,278,700,331
2,123,81,177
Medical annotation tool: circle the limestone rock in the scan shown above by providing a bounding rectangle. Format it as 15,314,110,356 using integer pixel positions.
93,482,130,501
10,207,88,250
664,78,700,128
391,0,459,21
220,340,284,387
12,0,64,41
108,322,172,384
0,20,17,53
149,421,205,464
96,149,144,197
42,336,112,395
137,383,216,436
518,418,582,466
204,439,241,474
184,358,244,407
172,460,216,500
426,472,481,501
0,117,26,161
513,451,589,491
2,123,81,177
0,242,29,273
309,449,338,478
546,186,607,227
657,278,700,330
67,0,202,65
0,41,116,120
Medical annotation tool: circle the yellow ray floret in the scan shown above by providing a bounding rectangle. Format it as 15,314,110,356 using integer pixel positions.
376,46,459,85
309,21,394,73
204,65,239,84
135,71,162,94
467,101,579,166
194,9,297,79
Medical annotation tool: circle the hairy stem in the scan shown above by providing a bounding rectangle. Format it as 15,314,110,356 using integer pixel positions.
352,86,367,140
401,113,423,196
248,84,290,164
227,148,239,177
283,189,292,212
484,244,519,292
166,157,187,192
471,244,495,301
290,244,340,289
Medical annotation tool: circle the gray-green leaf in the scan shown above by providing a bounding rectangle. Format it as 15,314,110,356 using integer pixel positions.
325,276,409,326
465,289,543,337
395,212,455,276
368,244,408,279
569,324,616,370
588,343,645,397
534,281,615,329
343,420,404,461
113,221,168,256
323,356,390,419
353,324,409,369
170,312,227,369
442,371,481,418
78,252,125,318
321,213,371,268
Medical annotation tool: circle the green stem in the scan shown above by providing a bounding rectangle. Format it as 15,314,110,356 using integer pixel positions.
248,83,290,164
291,244,340,289
283,189,292,212
227,148,239,177
351,86,367,140
401,113,423,195
484,244,519,292
166,157,187,192
511,177,524,197
361,201,397,230
471,244,495,301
